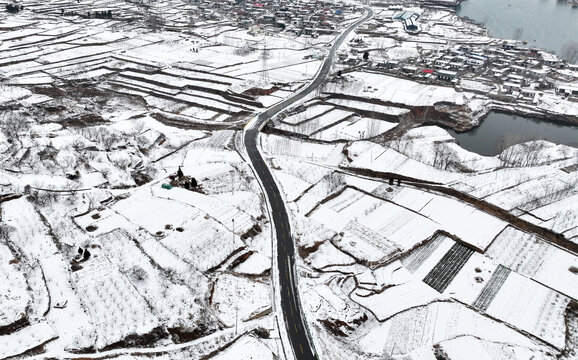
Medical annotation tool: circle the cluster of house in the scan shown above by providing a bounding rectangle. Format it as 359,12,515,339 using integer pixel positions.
191,0,359,36
342,37,578,100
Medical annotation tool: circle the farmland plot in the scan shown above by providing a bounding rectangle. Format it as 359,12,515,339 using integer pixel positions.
441,252,500,305
272,157,332,186
483,176,574,212
261,133,346,165
449,166,555,198
325,98,410,117
331,220,400,264
344,141,467,184
0,243,30,329
400,233,446,272
306,241,356,270
210,274,270,327
152,187,255,235
74,256,161,350
485,272,570,350
324,72,469,107
160,215,245,272
358,301,544,358
280,104,334,125
439,336,540,360
99,230,206,330
0,322,56,359
312,116,398,142
310,187,438,250
403,191,508,251
472,265,511,311
276,109,354,137
2,198,95,350
209,334,276,360
351,279,440,321
422,242,474,293
485,226,578,300
111,187,201,235
524,193,578,235
485,226,550,278
272,169,312,202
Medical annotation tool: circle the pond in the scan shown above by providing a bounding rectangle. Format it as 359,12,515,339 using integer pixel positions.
447,111,578,156
457,0,578,61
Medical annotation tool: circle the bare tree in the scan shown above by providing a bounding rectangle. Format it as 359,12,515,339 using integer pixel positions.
135,1,164,31
0,224,14,242
233,42,255,56
560,41,578,64
512,27,523,41
1,110,29,144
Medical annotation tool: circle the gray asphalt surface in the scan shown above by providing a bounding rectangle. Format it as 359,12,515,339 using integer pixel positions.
243,9,373,360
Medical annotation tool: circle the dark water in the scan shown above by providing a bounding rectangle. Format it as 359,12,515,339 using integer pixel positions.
457,0,578,58
447,112,578,156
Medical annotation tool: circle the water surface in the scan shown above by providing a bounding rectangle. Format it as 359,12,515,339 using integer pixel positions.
447,112,578,156
457,0,578,60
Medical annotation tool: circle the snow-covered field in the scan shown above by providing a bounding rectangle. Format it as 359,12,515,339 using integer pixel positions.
263,83,578,360
1,0,578,359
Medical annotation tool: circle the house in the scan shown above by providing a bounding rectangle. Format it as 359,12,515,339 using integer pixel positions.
491,67,507,78
528,68,548,79
520,88,536,98
403,17,419,33
507,73,525,85
421,68,434,79
511,65,526,73
466,58,485,67
401,65,418,75
393,11,420,34
437,69,457,81
302,28,318,37
261,14,275,23
469,53,488,62
449,61,464,70
502,82,521,92
434,59,450,70
345,57,359,65
291,17,303,27
542,52,563,67
386,60,399,69
557,85,578,97
337,50,348,61
524,59,540,68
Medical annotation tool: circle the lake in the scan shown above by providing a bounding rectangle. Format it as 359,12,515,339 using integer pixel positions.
457,0,578,59
447,111,578,156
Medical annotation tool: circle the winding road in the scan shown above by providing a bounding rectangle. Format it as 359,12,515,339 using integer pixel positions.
243,9,373,360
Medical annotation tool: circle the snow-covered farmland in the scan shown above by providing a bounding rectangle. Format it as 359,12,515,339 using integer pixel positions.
359,301,547,358
211,274,271,327
265,96,578,360
0,98,272,355
2,0,578,359
0,243,30,328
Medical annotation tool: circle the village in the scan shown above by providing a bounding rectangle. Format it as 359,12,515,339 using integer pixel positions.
334,6,578,103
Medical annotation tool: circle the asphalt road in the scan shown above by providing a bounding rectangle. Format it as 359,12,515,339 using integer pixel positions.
243,9,373,360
